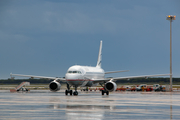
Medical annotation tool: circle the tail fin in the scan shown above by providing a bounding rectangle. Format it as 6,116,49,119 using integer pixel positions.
96,41,102,68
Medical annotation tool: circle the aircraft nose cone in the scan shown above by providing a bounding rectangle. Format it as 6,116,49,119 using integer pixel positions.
65,74,82,80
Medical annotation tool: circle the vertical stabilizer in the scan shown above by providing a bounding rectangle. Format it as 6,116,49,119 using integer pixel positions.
96,41,102,68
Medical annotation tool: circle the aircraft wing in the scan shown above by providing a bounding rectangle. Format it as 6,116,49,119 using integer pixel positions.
112,74,170,81
10,73,66,81
93,74,170,83
105,70,129,74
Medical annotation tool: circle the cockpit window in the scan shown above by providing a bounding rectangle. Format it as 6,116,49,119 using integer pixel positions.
67,71,82,74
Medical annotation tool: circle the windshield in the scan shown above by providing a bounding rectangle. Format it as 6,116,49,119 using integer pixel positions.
67,71,82,74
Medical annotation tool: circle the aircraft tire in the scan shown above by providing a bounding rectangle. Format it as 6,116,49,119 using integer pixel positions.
73,91,78,96
102,90,104,95
65,90,68,95
70,90,73,95
106,91,109,95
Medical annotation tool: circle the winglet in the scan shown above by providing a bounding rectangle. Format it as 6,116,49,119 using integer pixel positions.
96,40,102,68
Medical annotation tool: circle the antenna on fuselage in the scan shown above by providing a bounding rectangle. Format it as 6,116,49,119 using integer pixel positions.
96,40,102,68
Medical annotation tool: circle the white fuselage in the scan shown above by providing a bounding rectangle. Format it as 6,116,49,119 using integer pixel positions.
65,65,105,87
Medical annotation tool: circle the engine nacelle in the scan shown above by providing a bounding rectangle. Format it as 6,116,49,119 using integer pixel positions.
105,81,117,92
49,81,61,92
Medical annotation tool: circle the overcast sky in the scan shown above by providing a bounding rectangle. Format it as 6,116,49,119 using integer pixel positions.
0,0,180,79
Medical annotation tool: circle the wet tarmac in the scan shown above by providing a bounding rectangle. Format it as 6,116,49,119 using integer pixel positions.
0,90,180,120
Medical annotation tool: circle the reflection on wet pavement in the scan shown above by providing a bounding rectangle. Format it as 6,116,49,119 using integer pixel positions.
0,90,180,120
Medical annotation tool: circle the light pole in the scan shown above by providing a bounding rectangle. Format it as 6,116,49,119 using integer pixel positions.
166,15,176,92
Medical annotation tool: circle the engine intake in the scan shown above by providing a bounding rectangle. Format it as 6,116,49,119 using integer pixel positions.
49,81,61,91
105,81,117,92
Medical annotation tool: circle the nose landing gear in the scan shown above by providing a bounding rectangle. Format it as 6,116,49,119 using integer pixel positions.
73,86,78,96
73,91,78,96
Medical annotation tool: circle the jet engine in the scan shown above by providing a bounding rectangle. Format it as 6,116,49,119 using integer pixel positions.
105,81,117,92
49,80,61,91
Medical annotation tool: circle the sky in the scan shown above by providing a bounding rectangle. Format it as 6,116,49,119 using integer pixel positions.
0,0,180,79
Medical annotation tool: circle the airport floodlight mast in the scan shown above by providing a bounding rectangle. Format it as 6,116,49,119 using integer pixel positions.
166,15,176,92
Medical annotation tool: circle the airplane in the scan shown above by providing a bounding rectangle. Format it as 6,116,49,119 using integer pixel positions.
10,41,170,96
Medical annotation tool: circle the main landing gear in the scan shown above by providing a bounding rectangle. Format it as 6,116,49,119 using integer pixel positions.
65,89,73,95
100,82,109,95
101,90,109,95
65,83,78,96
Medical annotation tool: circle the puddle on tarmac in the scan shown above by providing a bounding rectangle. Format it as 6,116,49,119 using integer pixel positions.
0,90,180,120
